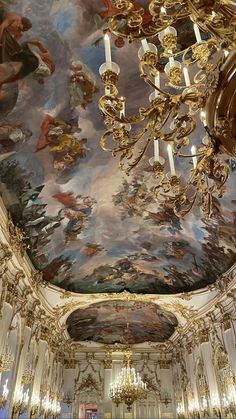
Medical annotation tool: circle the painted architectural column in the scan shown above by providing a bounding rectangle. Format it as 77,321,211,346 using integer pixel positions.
103,364,112,419
223,327,236,374
39,350,56,419
29,339,47,418
97,402,104,419
111,359,122,419
200,340,219,406
0,302,13,355
10,325,31,418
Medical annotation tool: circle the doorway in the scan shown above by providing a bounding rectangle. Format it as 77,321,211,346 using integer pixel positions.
79,403,98,419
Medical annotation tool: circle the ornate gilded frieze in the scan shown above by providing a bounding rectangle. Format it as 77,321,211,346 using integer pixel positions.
198,329,209,344
0,242,12,273
64,359,77,369
8,218,28,258
222,313,232,331
159,360,172,369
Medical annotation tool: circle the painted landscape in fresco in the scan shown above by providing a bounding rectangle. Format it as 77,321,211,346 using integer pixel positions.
66,300,178,344
0,0,235,294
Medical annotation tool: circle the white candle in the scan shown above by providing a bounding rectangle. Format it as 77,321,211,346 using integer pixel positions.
154,73,160,98
169,56,175,68
193,23,202,43
200,110,207,126
191,145,198,169
183,66,191,86
104,33,112,70
167,144,176,176
160,6,166,14
155,73,160,89
120,96,125,118
154,139,159,162
141,39,149,52
105,87,110,95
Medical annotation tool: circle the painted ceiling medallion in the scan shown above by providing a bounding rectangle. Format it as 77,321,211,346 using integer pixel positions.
66,300,178,344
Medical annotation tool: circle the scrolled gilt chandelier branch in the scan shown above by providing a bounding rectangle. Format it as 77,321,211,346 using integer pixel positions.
98,0,235,217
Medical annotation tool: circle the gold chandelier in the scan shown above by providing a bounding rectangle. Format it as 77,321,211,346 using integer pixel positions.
99,0,236,217
22,360,34,385
0,346,14,372
109,349,147,411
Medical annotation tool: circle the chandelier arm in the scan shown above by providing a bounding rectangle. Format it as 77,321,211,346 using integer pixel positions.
152,106,176,133
121,137,152,174
187,0,236,45
149,0,189,19
175,152,204,159
172,190,198,218
140,58,172,98
109,1,190,40
100,98,147,125
100,130,117,152
141,72,171,99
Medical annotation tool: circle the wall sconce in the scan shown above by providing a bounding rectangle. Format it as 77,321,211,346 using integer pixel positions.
161,391,172,407
176,402,185,419
63,392,74,406
212,407,222,418
29,393,41,419
200,395,210,417
188,399,200,419
11,387,30,418
211,396,222,419
221,392,236,417
40,395,61,418
0,379,9,409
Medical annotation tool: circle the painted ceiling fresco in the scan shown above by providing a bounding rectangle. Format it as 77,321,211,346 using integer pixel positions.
0,0,236,297
66,300,178,344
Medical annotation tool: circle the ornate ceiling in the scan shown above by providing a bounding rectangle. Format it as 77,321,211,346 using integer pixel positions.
0,0,235,344
66,300,178,344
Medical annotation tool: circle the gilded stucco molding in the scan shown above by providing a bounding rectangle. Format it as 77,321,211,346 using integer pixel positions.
7,218,28,258
0,241,12,272
161,301,197,321
158,360,171,369
89,290,156,303
0,197,235,362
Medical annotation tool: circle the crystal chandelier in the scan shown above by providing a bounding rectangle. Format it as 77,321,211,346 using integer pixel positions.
22,359,34,384
109,350,147,411
99,0,236,217
0,346,14,372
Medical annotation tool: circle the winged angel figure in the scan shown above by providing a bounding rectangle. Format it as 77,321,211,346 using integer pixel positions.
0,1,54,116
